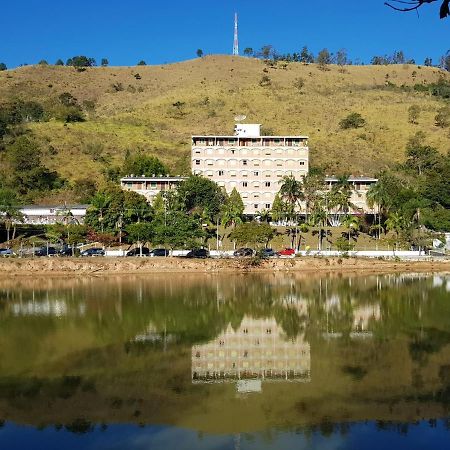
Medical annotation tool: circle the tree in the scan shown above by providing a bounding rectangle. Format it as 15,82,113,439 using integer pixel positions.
424,57,433,66
0,189,23,242
339,112,366,129
38,60,48,65
259,75,271,87
125,222,153,247
300,46,314,64
278,175,304,221
196,49,203,58
270,193,287,223
384,1,449,19
101,58,109,67
221,188,244,227
177,175,226,221
66,56,96,67
229,222,275,248
55,59,64,66
243,48,254,57
122,154,168,177
336,49,348,68
341,215,360,249
405,136,439,175
302,173,325,224
0,63,7,71
316,48,332,70
260,45,273,59
408,105,421,124
153,211,204,250
137,60,147,66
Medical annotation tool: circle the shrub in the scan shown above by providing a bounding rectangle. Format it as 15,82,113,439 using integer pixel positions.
259,75,271,87
339,112,366,130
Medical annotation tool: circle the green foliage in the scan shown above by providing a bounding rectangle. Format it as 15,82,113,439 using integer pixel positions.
229,222,275,248
152,211,204,249
278,175,304,219
66,56,96,68
122,153,168,177
59,92,78,107
335,236,355,252
72,178,97,203
38,60,48,65
5,136,62,195
0,63,7,71
259,75,271,87
177,175,226,221
413,78,450,100
270,193,287,222
243,48,253,57
85,185,152,233
55,59,64,66
101,58,109,67
137,60,146,66
300,46,314,63
339,112,366,129
0,188,23,242
196,49,203,58
221,188,244,227
125,222,153,244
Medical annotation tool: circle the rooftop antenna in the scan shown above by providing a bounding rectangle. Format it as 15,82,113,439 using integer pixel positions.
233,13,239,56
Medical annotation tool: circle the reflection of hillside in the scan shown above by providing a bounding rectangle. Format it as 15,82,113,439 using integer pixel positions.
192,317,310,386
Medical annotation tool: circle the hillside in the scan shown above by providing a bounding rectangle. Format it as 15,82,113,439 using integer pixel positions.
1,56,449,187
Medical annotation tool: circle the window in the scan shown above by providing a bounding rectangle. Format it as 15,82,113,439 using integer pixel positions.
243,160,248,166
242,182,248,187
195,150,201,154
253,171,259,176
300,161,305,166
231,149,235,154
195,160,200,165
219,170,224,176
254,204,259,209
254,194,259,199
265,151,271,156
277,162,283,167
266,203,271,209
150,182,157,188
265,181,271,187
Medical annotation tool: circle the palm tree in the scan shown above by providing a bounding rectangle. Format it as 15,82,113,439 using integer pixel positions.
90,192,111,233
341,215,360,249
385,211,409,251
302,173,325,224
327,176,359,226
278,175,304,222
310,200,328,251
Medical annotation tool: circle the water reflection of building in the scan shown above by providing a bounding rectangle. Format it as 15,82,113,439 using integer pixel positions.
192,317,310,386
9,299,86,317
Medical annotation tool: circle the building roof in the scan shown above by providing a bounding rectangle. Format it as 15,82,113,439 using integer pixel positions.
21,204,89,210
120,176,186,182
325,176,378,182
192,135,309,139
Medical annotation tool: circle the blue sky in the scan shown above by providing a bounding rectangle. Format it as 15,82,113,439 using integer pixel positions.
0,0,448,68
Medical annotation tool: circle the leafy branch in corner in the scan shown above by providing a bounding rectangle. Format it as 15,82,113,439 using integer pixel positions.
384,0,449,19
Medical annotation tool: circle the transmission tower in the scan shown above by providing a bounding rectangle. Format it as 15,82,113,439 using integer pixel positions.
233,13,239,56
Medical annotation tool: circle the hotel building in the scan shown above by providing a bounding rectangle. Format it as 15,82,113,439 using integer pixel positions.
191,124,309,215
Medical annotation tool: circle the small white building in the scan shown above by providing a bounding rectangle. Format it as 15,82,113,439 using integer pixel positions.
19,205,88,225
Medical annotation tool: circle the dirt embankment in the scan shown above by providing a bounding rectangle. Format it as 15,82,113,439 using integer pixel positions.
0,257,449,277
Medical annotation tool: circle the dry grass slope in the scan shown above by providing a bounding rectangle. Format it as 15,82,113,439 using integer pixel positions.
1,55,449,183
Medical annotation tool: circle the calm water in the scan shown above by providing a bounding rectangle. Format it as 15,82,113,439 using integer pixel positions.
0,272,450,449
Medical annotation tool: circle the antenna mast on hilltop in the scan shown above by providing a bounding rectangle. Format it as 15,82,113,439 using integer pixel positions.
233,13,239,56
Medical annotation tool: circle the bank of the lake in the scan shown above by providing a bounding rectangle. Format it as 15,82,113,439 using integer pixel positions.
0,256,449,276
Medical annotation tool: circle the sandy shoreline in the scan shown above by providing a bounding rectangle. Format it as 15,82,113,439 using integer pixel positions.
0,256,449,277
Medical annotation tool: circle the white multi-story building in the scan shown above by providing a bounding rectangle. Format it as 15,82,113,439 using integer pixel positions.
120,176,185,204
192,124,309,215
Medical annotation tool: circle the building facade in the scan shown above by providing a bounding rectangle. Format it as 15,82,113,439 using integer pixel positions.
192,124,309,215
120,176,185,204
18,205,88,225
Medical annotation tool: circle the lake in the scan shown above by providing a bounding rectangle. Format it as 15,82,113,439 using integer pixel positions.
0,272,449,449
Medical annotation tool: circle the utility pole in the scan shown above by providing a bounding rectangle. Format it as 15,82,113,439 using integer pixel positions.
233,13,239,56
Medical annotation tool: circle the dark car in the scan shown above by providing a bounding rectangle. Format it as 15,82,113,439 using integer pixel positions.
185,248,209,259
233,247,254,257
80,248,105,257
258,248,277,258
35,246,58,257
0,248,14,257
126,247,150,257
149,248,170,257
59,245,79,257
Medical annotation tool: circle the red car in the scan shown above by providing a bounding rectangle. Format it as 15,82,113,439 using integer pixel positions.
277,248,295,256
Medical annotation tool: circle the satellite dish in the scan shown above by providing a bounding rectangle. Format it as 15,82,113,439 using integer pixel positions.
234,114,247,122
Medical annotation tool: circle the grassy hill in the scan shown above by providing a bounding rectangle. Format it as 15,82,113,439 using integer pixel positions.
1,55,449,188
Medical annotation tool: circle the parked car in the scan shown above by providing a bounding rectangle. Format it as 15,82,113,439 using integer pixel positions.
80,248,105,257
258,248,277,258
0,248,14,257
185,248,209,258
277,248,296,256
233,247,255,257
34,246,58,257
126,247,150,257
149,248,170,257
59,246,79,257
